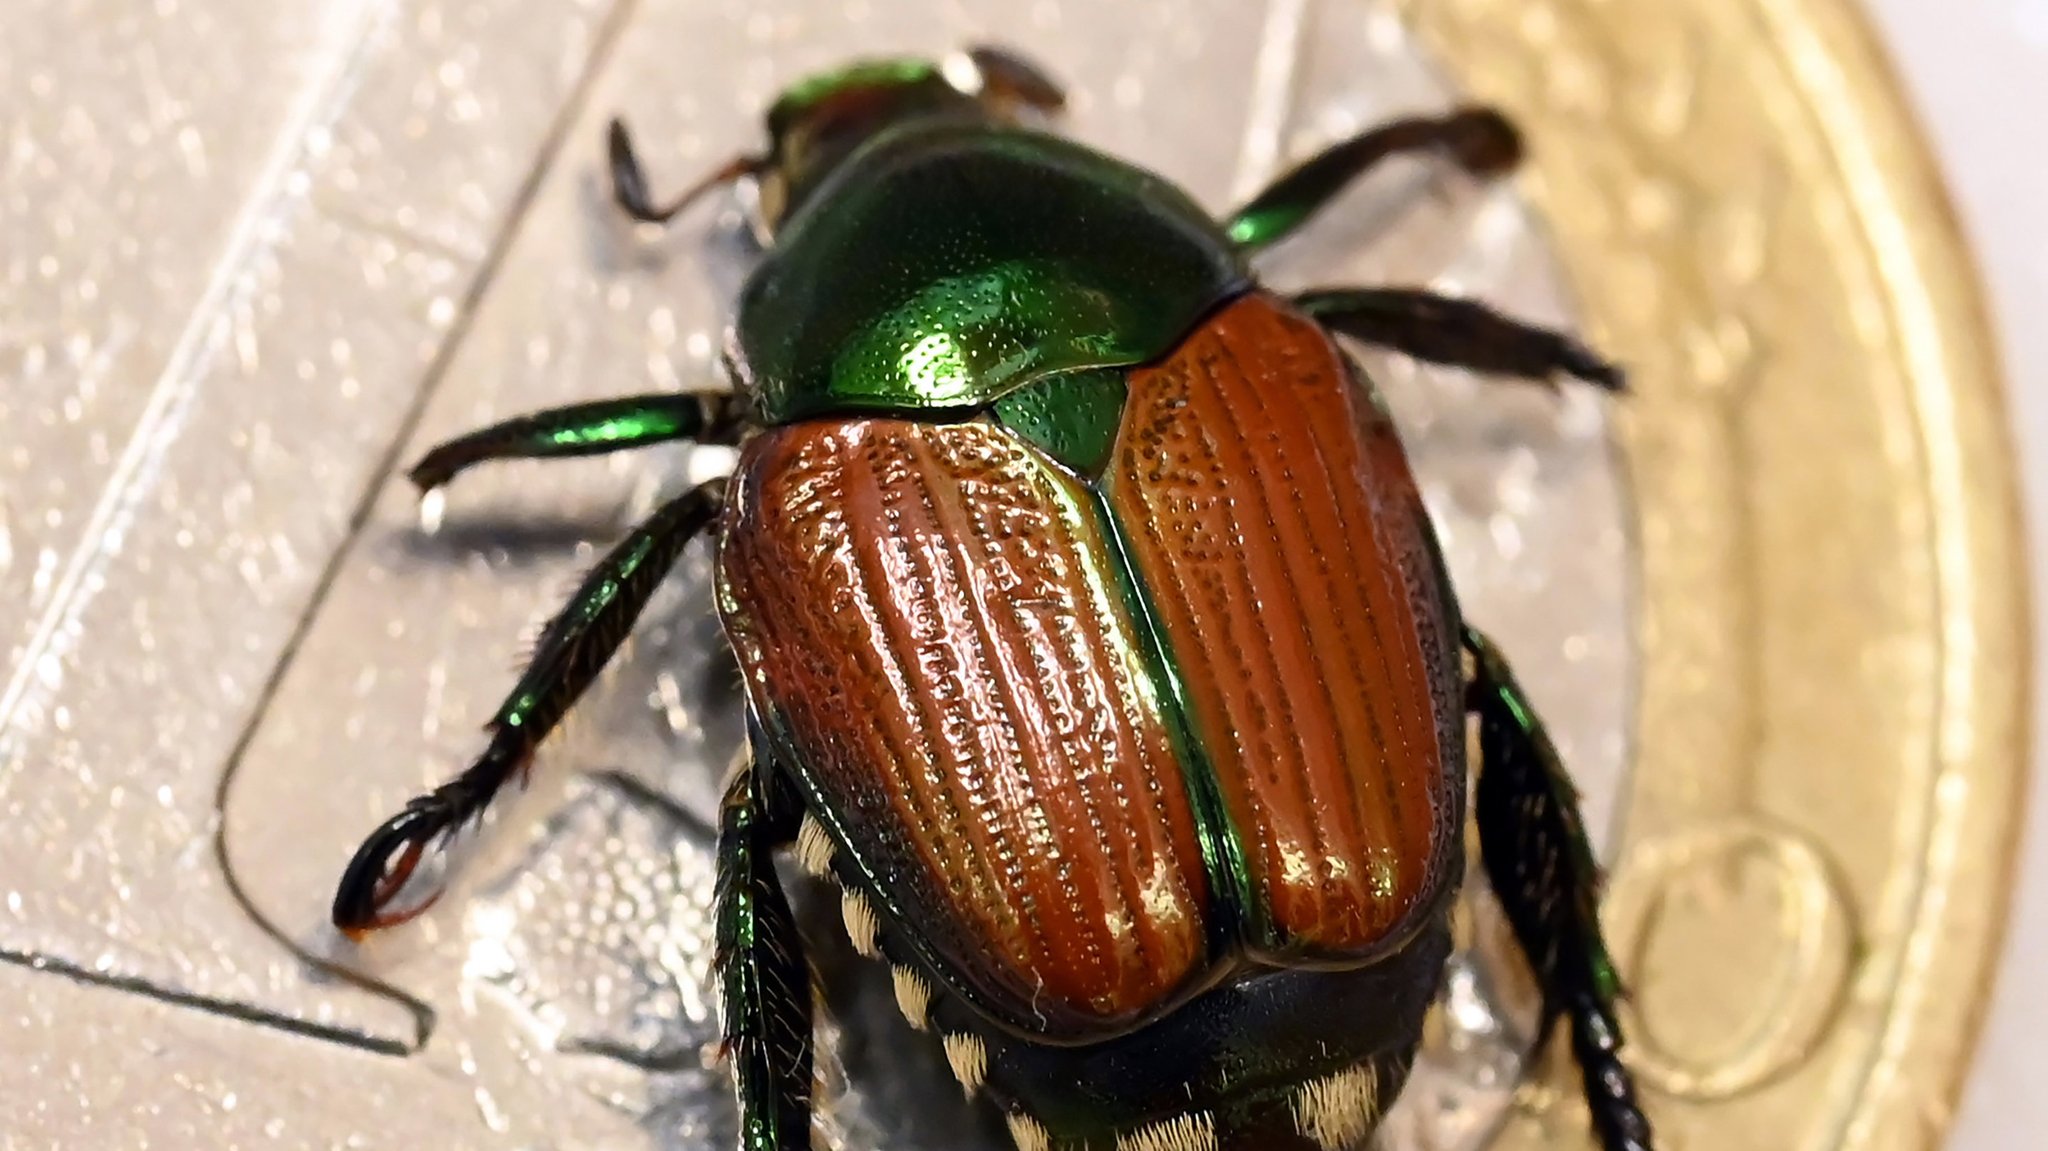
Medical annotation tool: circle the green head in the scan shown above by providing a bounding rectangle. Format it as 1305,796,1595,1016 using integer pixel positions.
753,47,1066,235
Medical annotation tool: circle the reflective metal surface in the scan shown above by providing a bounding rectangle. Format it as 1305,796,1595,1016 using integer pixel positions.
57,0,2040,1147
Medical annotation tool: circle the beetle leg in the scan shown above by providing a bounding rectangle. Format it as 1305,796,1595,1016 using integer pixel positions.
1297,287,1625,391
715,748,813,1151
956,45,1068,113
331,479,729,937
607,118,764,226
1465,626,1654,1151
406,390,746,494
1225,108,1522,249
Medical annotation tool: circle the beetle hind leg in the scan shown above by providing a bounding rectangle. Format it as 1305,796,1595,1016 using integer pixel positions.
331,479,728,936
1464,626,1654,1151
1297,288,1624,391
715,748,814,1151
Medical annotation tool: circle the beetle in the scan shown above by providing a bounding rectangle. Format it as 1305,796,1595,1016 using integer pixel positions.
331,45,1653,1151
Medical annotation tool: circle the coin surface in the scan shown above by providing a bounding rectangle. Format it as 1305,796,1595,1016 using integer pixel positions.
1392,0,2029,1148
0,0,2021,1149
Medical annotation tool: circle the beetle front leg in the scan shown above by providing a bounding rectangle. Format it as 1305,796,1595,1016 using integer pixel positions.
1298,288,1625,391
1465,626,1654,1151
1225,108,1522,250
331,478,728,936
715,749,813,1151
407,390,746,493
607,119,763,226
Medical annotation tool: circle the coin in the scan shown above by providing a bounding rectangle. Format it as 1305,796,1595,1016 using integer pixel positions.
0,1,2020,1149
1392,0,2029,1148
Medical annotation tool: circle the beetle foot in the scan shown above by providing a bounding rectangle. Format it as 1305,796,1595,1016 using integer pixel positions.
404,450,462,496
331,794,462,939
1441,107,1524,177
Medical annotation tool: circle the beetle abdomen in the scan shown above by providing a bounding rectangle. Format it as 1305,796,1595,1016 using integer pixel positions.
1106,293,1463,960
718,417,1211,1036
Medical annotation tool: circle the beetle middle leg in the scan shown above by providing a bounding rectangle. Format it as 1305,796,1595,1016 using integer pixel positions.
331,478,728,935
715,746,814,1151
1297,287,1625,390
1226,108,1522,250
1465,625,1654,1151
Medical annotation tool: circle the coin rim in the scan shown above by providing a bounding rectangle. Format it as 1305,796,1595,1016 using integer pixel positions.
1397,0,2030,1146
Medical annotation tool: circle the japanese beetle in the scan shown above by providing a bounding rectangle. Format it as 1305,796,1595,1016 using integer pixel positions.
333,45,1652,1151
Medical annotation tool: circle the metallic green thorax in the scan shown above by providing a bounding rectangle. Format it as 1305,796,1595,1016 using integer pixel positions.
737,120,1248,424
765,58,942,131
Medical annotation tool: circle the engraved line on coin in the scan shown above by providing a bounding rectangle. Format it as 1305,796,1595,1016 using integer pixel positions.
1603,820,1857,1100
0,0,409,1039
1713,0,1953,1139
210,0,656,1055
1744,0,2014,1144
1233,0,1314,200
0,950,407,1056
0,0,394,757
305,195,492,273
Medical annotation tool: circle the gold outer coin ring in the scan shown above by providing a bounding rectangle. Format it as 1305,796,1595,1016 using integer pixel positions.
1394,0,2029,1147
